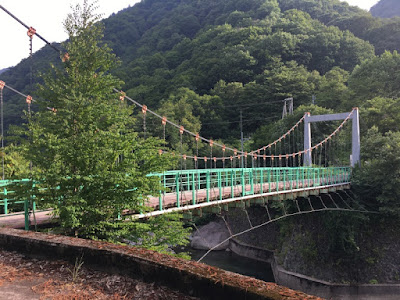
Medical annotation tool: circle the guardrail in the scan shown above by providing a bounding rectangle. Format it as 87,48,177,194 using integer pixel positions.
0,167,352,228
149,167,352,211
0,179,43,230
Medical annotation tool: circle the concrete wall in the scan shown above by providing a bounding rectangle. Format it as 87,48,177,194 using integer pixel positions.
0,228,300,300
230,239,400,300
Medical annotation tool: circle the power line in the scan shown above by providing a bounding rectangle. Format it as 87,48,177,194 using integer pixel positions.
0,4,307,158
222,99,288,108
201,116,278,125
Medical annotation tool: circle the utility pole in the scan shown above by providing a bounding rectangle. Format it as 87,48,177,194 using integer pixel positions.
240,109,244,168
282,97,294,119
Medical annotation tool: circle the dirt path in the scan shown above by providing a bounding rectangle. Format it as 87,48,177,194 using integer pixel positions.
0,249,198,299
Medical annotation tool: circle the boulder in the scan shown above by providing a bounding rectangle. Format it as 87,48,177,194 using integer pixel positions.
191,220,230,250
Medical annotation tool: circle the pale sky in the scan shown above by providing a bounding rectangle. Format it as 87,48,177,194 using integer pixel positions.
0,0,380,70
0,0,140,69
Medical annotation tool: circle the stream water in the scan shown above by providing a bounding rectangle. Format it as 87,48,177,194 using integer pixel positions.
188,249,275,283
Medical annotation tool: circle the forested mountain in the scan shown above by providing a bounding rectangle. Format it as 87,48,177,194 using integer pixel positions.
1,0,399,285
0,0,398,142
0,68,8,75
371,0,400,18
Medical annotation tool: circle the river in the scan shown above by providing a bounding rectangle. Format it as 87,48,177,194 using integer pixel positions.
188,249,275,283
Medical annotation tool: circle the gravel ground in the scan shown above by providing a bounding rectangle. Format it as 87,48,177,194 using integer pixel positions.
0,249,199,299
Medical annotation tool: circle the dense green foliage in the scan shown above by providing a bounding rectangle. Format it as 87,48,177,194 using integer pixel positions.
371,0,400,18
0,0,400,264
352,128,400,217
0,0,395,141
10,2,190,251
1,0,399,212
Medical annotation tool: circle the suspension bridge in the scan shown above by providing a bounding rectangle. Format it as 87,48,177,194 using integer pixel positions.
0,4,364,231
0,102,359,229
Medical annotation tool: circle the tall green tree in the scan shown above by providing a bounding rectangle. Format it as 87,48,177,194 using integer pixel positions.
352,127,400,217
348,51,400,103
361,97,400,133
17,1,183,243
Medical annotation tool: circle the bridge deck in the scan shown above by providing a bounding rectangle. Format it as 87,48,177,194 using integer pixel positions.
139,179,350,218
0,178,350,228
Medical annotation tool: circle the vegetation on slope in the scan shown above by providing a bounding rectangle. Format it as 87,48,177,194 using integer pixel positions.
0,0,399,273
371,0,400,18
8,1,190,253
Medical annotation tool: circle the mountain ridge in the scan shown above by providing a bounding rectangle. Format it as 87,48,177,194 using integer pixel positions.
370,0,400,18
0,0,399,139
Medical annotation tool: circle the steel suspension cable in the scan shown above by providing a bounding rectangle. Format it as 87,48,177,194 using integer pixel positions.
2,4,319,167
1,5,357,168
0,5,62,54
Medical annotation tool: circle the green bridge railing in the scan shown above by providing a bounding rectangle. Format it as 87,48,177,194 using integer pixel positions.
150,167,352,211
0,178,43,230
0,167,351,227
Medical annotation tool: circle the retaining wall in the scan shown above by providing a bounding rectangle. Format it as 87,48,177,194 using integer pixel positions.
229,238,400,300
0,228,316,300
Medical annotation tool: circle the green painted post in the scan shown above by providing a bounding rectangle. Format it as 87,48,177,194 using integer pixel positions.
260,169,263,194
250,169,254,194
218,171,222,200
241,169,245,196
32,183,36,212
276,169,279,192
198,171,201,190
24,198,29,231
268,169,271,193
230,170,234,198
331,168,335,183
333,168,336,184
176,173,180,208
159,176,163,211
192,173,196,205
206,171,210,202
3,187,7,215
329,168,331,184
312,168,315,187
283,169,286,191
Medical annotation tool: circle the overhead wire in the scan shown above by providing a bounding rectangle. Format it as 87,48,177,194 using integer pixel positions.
0,5,356,169
1,4,308,162
1,3,307,159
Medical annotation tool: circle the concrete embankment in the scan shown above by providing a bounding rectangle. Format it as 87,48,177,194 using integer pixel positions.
0,228,319,300
191,219,400,299
229,238,400,300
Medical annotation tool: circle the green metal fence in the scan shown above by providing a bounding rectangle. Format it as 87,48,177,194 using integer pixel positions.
0,167,351,229
150,167,351,211
0,179,42,230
